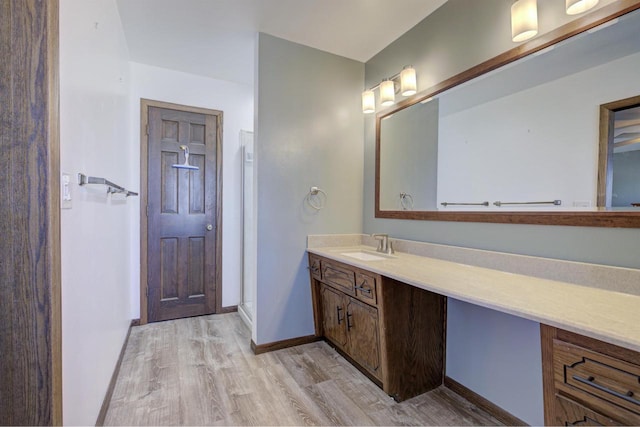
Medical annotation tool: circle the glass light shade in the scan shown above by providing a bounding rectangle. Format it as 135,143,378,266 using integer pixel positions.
362,90,375,114
566,0,598,15
380,80,395,106
400,66,417,96
511,0,538,42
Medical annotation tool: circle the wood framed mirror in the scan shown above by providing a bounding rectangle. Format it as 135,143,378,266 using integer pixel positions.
375,1,640,228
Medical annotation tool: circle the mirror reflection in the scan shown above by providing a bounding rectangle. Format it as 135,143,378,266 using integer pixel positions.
378,9,640,212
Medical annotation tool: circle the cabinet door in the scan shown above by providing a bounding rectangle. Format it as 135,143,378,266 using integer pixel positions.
554,394,620,426
321,285,348,349
346,297,381,379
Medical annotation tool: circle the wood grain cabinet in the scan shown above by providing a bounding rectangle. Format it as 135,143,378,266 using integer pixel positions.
542,325,640,426
320,284,381,379
308,253,445,401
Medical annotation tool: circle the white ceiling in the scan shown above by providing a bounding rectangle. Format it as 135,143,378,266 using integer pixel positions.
116,0,448,86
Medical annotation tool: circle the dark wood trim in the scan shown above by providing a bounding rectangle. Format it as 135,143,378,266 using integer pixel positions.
251,335,321,355
597,94,640,208
540,324,558,427
444,376,528,426
219,305,238,314
48,0,63,423
95,320,138,426
555,326,640,366
375,0,640,228
139,99,224,324
0,0,62,424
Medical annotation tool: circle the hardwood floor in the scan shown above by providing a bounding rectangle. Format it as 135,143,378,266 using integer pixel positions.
104,313,503,426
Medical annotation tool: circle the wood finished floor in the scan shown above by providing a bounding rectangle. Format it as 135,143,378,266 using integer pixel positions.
104,313,503,426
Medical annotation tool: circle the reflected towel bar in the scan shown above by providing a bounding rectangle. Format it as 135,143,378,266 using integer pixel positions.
78,173,138,197
441,201,489,207
493,200,561,207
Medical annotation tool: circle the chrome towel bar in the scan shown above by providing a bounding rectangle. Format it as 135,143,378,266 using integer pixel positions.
78,173,138,197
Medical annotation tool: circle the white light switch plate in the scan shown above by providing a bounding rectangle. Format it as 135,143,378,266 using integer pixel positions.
61,173,72,209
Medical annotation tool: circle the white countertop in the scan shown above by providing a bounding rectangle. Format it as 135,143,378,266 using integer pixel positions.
308,245,640,353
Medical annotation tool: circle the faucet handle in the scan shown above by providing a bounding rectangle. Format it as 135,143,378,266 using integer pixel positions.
371,233,388,253
387,240,395,255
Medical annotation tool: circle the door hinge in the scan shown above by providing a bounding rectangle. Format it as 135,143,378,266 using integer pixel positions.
146,205,149,217
146,124,149,135
146,286,149,297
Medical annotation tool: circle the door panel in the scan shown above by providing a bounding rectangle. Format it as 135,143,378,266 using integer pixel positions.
321,285,348,349
160,237,179,301
347,298,381,379
147,106,219,322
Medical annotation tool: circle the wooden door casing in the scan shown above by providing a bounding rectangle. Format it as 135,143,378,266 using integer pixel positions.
141,100,223,323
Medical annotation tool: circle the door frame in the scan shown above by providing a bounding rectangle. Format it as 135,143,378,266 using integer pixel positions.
597,94,640,208
139,99,224,325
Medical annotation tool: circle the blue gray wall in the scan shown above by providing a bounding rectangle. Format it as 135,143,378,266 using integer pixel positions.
255,34,364,345
363,1,640,425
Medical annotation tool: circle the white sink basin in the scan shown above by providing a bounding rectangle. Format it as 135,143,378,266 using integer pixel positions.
340,250,396,261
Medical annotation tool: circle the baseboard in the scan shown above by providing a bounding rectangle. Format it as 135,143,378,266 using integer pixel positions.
219,305,238,314
444,376,527,426
95,319,138,426
251,335,321,355
237,304,252,329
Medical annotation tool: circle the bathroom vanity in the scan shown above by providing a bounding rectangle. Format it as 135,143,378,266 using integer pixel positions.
309,253,445,401
307,236,640,425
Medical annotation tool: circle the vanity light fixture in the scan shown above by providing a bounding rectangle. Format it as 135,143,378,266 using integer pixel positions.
361,65,418,114
511,0,538,42
566,0,598,15
400,66,417,96
380,79,396,106
362,90,375,114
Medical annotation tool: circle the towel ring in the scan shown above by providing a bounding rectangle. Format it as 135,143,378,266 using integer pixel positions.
400,192,414,210
307,186,327,210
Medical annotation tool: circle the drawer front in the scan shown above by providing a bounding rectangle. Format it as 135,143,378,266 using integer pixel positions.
354,272,377,306
553,340,640,422
554,394,621,426
308,255,322,280
322,261,355,295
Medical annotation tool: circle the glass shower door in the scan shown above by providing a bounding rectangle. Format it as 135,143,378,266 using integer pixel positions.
240,130,255,325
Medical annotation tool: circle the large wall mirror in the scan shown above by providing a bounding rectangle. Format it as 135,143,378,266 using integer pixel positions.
375,2,640,227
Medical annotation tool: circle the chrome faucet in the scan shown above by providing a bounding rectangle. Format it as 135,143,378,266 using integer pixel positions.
372,233,394,255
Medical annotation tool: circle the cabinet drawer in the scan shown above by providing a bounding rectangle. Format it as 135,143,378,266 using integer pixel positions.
553,339,640,423
322,261,355,295
355,272,377,306
308,255,322,280
554,394,621,426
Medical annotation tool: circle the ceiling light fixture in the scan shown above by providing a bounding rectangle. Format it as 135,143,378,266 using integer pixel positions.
511,0,538,42
566,0,599,15
361,66,418,114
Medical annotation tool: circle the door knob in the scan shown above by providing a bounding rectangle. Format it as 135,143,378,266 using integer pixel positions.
206,224,213,231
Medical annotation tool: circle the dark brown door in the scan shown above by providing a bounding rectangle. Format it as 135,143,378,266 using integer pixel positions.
346,298,381,379
147,106,219,322
321,284,348,349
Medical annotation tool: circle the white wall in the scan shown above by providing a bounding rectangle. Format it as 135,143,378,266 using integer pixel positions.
59,0,133,424
255,34,364,345
129,62,254,316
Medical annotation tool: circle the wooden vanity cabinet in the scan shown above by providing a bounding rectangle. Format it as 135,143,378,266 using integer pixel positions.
320,284,381,379
542,325,640,426
309,253,445,402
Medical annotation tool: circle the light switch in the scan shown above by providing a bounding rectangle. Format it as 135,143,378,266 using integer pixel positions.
61,173,72,209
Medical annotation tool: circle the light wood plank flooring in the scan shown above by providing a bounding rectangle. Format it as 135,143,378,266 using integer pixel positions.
104,313,503,426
